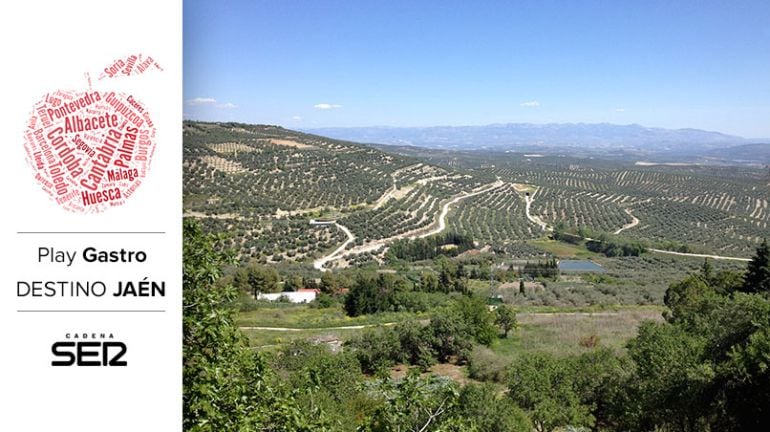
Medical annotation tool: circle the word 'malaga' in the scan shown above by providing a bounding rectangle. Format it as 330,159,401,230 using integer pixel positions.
23,58,158,213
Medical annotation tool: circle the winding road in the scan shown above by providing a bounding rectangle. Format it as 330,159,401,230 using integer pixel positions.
614,208,640,235
313,223,355,271
524,192,552,232
314,181,752,270
313,180,503,271
524,188,750,262
418,179,504,239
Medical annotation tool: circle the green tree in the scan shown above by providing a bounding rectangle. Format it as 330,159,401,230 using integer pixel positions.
419,271,440,292
710,269,743,294
183,219,327,431
663,274,713,325
719,324,770,430
344,273,409,316
475,263,491,281
741,238,770,293
626,321,713,430
494,304,518,338
458,383,532,432
319,271,338,294
452,276,469,294
361,369,475,432
232,267,250,292
438,260,455,293
570,348,635,431
346,327,403,374
395,320,436,370
283,274,304,292
700,258,713,281
246,265,279,296
507,352,594,432
273,341,363,430
456,263,467,278
426,314,474,363
453,295,497,346
624,289,770,431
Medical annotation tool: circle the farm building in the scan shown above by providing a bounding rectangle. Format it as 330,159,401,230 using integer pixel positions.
258,288,319,303
309,219,336,226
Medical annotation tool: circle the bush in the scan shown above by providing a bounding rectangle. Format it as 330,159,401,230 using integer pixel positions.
312,292,337,308
344,272,409,316
395,321,436,370
346,327,402,374
459,383,533,432
467,346,510,382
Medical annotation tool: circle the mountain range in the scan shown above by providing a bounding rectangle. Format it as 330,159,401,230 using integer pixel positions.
303,123,770,164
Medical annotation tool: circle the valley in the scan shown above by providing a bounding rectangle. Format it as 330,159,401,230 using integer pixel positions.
185,121,768,269
183,120,769,431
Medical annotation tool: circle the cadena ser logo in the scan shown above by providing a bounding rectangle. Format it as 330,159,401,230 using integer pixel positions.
51,332,127,367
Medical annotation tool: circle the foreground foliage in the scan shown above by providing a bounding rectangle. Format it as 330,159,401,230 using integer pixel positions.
186,215,770,431
183,220,328,431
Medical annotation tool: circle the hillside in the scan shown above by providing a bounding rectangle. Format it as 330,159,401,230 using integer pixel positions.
184,122,769,268
183,121,489,263
185,122,770,431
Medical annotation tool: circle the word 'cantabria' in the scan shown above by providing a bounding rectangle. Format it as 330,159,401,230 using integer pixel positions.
23,54,160,213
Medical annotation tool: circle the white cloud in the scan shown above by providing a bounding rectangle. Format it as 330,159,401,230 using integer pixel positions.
520,100,540,108
314,103,342,110
292,115,303,121
186,97,237,109
615,108,626,112
186,97,217,106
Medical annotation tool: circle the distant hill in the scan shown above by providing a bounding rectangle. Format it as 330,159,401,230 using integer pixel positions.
303,123,748,157
704,143,770,165
182,121,486,262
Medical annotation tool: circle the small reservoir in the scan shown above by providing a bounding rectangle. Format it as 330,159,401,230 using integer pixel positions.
558,260,606,273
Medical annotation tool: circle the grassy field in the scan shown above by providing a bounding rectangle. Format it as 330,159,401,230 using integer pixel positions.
240,302,665,358
240,302,665,389
492,307,665,358
237,304,426,329
528,238,599,258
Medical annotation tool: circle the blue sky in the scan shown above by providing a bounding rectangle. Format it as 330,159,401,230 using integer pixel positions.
184,0,770,138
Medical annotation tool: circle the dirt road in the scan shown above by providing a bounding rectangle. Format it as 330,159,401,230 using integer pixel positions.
614,208,640,234
525,192,552,232
312,180,502,270
647,248,750,262
313,223,355,271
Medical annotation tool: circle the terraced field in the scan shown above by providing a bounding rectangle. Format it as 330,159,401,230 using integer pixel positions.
447,183,539,245
197,216,346,263
184,122,484,263
184,122,769,264
487,161,769,257
529,187,634,233
184,123,410,216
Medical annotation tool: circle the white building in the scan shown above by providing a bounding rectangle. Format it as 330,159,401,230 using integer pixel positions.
257,289,318,303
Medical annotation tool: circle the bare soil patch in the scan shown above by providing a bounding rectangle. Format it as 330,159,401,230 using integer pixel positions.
269,138,316,149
